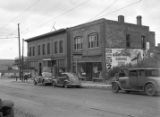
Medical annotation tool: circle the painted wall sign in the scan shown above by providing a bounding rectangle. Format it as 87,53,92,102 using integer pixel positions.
105,48,144,69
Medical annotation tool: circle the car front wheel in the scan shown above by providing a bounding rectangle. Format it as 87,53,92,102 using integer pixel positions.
145,83,156,96
112,83,119,93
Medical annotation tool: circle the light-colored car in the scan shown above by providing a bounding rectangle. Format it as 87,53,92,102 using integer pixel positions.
111,68,160,96
53,72,81,88
33,72,54,86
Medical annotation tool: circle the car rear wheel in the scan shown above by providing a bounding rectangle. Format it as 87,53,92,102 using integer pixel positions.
112,83,119,93
33,81,37,85
145,83,156,96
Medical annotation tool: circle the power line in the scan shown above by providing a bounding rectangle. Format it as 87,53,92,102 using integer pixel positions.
0,0,41,30
0,37,18,39
97,0,143,19
89,0,118,21
24,0,90,34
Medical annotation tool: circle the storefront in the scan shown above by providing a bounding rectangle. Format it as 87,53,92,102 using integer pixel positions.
72,55,102,81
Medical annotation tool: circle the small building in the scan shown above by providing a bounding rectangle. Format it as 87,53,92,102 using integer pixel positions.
26,15,155,81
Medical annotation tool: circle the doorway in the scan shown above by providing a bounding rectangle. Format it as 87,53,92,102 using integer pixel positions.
39,62,42,76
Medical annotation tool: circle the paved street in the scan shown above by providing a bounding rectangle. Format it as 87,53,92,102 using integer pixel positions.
0,79,160,117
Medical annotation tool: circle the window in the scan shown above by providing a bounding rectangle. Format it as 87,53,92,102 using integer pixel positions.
54,41,58,54
59,40,63,53
38,45,41,55
47,43,50,55
129,70,137,76
28,47,31,56
74,36,83,50
42,44,45,55
88,33,99,48
141,35,146,49
126,34,130,48
33,47,35,56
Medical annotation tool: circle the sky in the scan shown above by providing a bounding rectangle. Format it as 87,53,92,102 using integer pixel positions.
0,0,160,59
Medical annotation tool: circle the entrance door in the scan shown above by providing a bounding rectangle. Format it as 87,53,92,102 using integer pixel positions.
39,63,42,76
86,63,93,81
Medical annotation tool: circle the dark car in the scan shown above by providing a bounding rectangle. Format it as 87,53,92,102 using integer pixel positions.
52,72,81,88
0,99,14,117
33,72,54,86
111,68,160,96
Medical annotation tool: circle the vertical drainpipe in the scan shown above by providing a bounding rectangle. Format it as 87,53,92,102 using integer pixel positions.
101,19,107,80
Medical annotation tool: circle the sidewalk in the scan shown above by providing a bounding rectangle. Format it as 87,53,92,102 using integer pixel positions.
1,78,112,90
81,81,111,89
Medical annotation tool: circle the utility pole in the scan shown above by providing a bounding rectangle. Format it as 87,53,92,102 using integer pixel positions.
18,23,22,81
22,38,24,82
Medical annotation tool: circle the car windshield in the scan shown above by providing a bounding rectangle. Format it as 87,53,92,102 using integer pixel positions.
146,69,160,77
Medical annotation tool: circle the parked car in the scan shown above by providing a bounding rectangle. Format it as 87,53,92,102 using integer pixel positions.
52,72,81,88
33,72,54,86
0,98,14,117
111,68,160,96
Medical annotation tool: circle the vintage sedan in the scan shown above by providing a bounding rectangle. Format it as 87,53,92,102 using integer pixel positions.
52,72,81,88
33,72,54,86
111,68,160,96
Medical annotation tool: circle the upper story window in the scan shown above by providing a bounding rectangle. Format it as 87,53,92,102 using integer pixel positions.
47,43,50,55
126,34,130,48
59,40,63,53
54,41,58,54
74,36,83,50
28,47,31,56
32,47,35,56
42,44,45,55
88,33,99,48
38,45,41,55
141,35,146,49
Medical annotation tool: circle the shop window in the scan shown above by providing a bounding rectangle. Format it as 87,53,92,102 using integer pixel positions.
74,36,83,50
88,33,99,48
59,40,63,53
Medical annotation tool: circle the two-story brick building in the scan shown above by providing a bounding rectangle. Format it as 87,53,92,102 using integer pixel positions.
25,29,71,76
26,15,155,81
68,15,155,80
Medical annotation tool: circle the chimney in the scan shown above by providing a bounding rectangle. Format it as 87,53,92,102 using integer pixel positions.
137,15,142,26
118,15,124,23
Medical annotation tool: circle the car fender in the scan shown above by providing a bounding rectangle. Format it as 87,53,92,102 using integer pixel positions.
144,81,158,91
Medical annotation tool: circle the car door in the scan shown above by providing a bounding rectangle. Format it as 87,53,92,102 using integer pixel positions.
129,70,138,89
137,70,146,89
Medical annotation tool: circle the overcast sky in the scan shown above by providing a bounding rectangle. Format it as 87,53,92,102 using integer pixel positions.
0,0,159,59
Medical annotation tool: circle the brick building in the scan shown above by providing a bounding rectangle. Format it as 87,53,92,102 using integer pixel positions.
25,29,71,76
26,15,155,80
